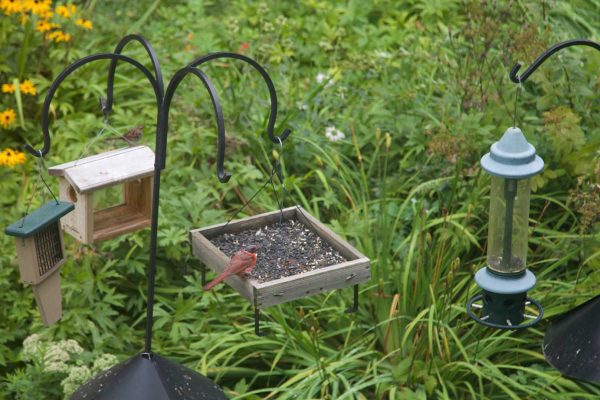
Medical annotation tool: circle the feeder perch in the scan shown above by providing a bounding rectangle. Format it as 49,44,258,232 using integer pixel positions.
190,206,370,334
5,201,74,326
467,127,544,329
48,146,155,244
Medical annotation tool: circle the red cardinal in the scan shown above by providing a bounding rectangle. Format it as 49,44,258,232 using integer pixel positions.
203,245,258,290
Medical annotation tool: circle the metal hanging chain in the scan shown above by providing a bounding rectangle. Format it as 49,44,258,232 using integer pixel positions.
19,151,59,228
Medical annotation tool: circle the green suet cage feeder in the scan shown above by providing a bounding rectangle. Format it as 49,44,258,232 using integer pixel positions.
467,127,544,329
5,201,74,326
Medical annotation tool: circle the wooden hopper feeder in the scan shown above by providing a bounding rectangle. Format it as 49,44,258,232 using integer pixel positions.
190,206,370,334
48,146,155,244
5,201,74,326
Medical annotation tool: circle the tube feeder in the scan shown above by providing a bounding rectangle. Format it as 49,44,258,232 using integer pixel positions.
467,127,544,329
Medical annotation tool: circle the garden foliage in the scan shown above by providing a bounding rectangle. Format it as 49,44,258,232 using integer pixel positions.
1,0,599,399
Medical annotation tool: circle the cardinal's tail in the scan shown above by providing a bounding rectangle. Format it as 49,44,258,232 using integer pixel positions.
202,270,230,291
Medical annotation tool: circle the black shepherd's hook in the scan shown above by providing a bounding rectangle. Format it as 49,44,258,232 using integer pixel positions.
144,66,226,353
189,53,292,140
145,55,291,350
103,34,165,120
24,53,163,158
157,67,227,181
510,39,600,83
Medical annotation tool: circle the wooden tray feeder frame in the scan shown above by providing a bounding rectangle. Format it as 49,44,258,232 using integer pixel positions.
48,146,155,244
5,201,74,326
190,206,370,334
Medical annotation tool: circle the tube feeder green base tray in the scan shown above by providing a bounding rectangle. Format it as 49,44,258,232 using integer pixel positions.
467,267,543,330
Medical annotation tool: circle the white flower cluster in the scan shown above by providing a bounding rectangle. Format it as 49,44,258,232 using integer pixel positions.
60,339,84,355
325,126,346,142
22,334,42,360
92,353,119,374
44,344,70,373
61,365,92,397
19,334,119,397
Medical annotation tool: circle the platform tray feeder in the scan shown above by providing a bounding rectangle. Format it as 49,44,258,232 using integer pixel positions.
190,206,370,332
48,145,154,244
5,200,74,326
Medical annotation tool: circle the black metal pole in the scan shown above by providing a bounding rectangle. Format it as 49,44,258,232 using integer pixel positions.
144,66,226,353
144,165,163,354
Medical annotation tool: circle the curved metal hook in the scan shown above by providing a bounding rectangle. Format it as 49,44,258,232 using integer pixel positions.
25,53,162,158
158,66,229,182
104,34,165,118
510,39,600,83
187,52,292,144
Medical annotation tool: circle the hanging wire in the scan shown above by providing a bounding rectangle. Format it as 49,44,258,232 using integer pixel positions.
273,136,285,223
214,164,279,236
19,150,59,228
213,137,289,236
209,135,324,241
512,76,523,128
74,121,130,166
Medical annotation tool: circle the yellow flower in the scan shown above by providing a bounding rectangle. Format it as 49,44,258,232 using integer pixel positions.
2,83,15,93
35,19,53,32
75,18,92,30
0,109,16,128
46,30,70,43
0,0,24,15
56,4,72,18
0,148,26,167
20,79,36,95
59,32,71,42
39,7,52,19
24,0,51,16
46,30,60,40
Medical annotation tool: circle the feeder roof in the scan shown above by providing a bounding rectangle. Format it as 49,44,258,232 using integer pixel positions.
480,127,544,179
48,146,155,194
6,201,74,238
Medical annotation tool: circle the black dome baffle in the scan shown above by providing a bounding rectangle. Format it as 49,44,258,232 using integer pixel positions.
70,353,228,399
542,294,600,382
